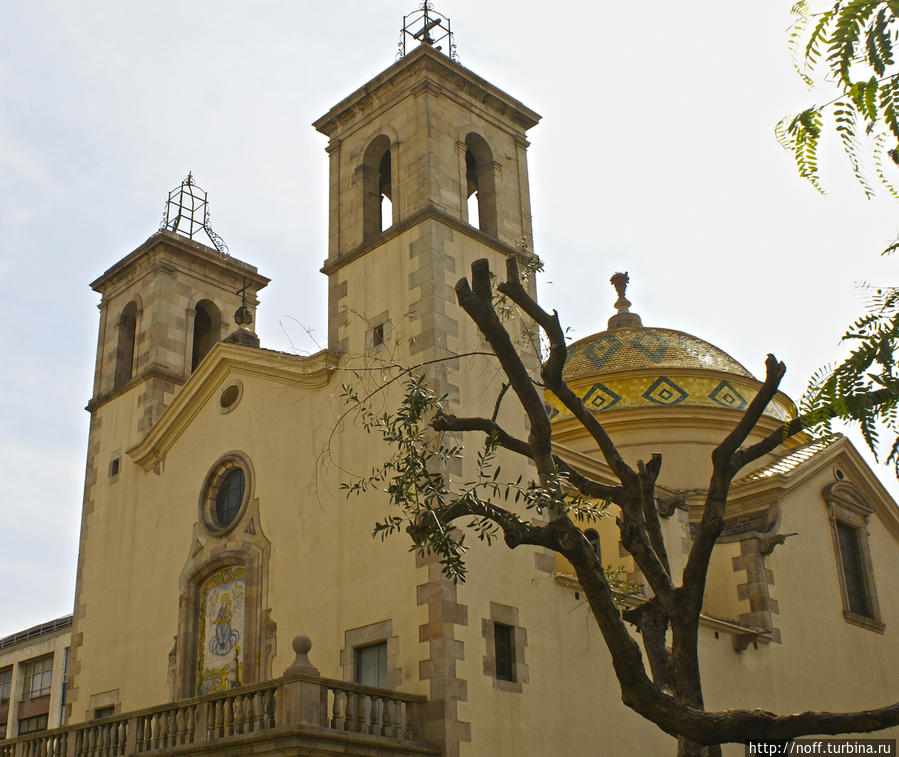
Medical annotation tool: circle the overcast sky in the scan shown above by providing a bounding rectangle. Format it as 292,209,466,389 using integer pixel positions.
1,1,897,638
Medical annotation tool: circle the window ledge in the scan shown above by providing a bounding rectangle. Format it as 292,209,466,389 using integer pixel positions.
492,678,523,693
843,611,885,634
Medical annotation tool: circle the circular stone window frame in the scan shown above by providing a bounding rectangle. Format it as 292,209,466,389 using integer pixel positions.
219,380,244,414
199,452,254,537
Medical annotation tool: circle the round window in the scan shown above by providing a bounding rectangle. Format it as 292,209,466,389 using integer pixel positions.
215,468,245,528
200,454,252,535
220,383,242,411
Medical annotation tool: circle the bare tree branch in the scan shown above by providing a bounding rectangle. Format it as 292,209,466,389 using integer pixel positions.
494,258,677,605
455,260,556,485
432,411,626,503
423,496,560,551
733,385,899,473
638,456,670,576
498,257,640,489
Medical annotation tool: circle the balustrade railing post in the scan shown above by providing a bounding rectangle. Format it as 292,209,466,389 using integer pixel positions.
409,698,424,741
278,636,326,728
123,714,137,755
194,699,208,744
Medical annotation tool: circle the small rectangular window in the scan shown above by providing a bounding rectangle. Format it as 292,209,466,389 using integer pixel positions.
0,666,11,705
494,623,515,682
354,641,387,688
837,522,872,618
22,655,53,700
372,323,385,346
94,705,115,719
0,721,6,739
109,457,120,477
18,714,48,735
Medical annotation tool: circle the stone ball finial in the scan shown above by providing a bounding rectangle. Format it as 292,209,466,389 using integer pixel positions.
234,305,253,327
284,634,319,677
292,635,312,656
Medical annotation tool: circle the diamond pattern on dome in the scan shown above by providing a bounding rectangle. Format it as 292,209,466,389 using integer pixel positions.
582,382,622,412
709,380,748,410
562,327,754,382
642,377,688,405
544,403,560,420
630,331,670,363
582,334,623,371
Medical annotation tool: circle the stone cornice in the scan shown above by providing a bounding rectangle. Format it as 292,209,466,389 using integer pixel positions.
729,436,899,540
549,404,808,449
87,365,186,412
312,45,540,139
320,204,530,275
90,231,270,298
128,343,340,471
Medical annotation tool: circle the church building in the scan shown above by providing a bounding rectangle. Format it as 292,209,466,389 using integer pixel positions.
2,7,897,757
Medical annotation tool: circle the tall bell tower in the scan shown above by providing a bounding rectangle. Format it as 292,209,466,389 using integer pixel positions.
314,12,541,756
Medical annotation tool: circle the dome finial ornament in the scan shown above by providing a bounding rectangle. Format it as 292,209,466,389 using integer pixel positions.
608,271,642,329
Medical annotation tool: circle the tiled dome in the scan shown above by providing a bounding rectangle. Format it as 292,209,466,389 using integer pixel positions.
545,273,795,423
562,327,754,383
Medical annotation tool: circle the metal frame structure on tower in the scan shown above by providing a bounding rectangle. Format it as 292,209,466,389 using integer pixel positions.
398,2,457,61
158,173,229,255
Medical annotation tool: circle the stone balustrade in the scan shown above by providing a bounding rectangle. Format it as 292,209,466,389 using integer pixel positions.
0,637,435,757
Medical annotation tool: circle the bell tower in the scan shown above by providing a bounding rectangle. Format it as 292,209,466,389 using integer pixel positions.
313,16,540,356
87,175,269,435
313,13,541,757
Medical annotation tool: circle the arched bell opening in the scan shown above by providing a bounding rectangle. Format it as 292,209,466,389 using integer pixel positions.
464,132,497,237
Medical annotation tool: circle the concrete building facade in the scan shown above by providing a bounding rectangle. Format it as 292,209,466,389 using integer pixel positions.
0,616,71,741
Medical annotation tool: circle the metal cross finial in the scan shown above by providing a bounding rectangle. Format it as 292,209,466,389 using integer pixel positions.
158,173,229,255
236,277,249,309
399,3,457,60
234,277,253,327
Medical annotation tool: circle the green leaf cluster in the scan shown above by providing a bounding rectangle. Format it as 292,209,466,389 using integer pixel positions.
778,1,899,195
802,283,899,472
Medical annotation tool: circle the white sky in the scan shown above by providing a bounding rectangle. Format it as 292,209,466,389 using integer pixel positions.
1,1,897,638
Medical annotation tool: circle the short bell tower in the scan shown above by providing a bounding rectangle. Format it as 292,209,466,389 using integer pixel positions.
88,175,269,435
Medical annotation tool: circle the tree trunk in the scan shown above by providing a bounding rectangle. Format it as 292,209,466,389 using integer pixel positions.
677,737,722,757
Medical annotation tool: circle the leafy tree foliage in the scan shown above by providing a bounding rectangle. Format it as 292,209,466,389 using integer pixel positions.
777,1,899,196
803,283,899,472
779,3,899,471
343,256,899,756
